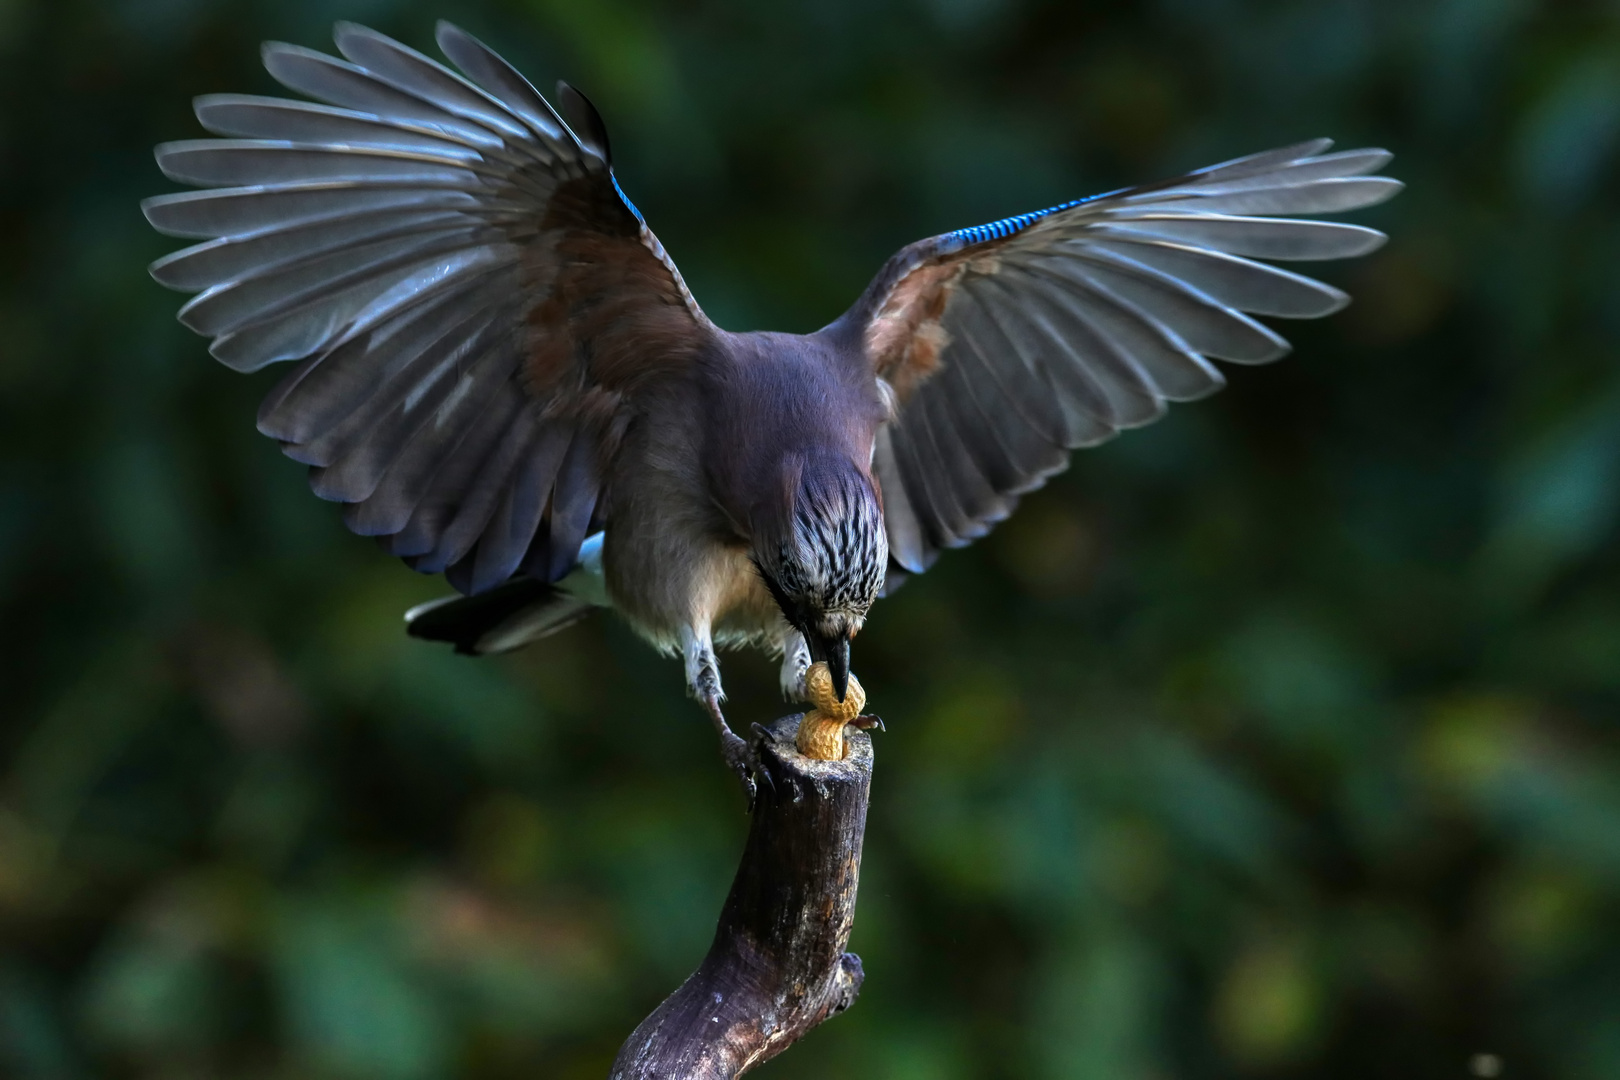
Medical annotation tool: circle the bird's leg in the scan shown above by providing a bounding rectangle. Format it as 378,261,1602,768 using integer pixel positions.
778,627,811,702
681,624,756,801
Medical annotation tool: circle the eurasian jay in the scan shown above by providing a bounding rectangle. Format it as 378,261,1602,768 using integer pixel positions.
144,22,1400,791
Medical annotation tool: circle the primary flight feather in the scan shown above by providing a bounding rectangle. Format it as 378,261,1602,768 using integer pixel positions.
144,21,1401,794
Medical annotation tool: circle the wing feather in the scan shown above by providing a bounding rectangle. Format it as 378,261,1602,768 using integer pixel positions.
206,245,514,372
458,425,571,587
974,278,1119,445
155,140,488,187
1092,213,1385,261
914,382,1009,532
849,140,1399,572
150,206,480,291
1043,248,1291,362
873,426,932,571
433,22,572,144
338,367,521,537
192,94,493,156
993,268,1166,428
143,184,495,240
256,270,510,445
542,430,609,583
1077,237,1349,318
331,22,534,142
261,42,507,147
313,331,516,506
398,404,538,573
1143,177,1401,217
146,23,710,595
175,228,499,339
931,347,1045,494
1053,276,1225,402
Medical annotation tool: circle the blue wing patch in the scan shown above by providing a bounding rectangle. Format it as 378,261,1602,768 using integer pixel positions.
611,172,646,226
944,193,1111,251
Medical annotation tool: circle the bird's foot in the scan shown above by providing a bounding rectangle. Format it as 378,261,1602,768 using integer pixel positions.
752,723,802,804
699,689,759,806
682,625,758,805
851,714,885,732
717,725,760,806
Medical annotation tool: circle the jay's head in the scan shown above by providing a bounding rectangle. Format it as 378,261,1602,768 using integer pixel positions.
753,452,887,703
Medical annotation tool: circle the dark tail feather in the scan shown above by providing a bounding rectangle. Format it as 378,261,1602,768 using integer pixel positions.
405,577,594,655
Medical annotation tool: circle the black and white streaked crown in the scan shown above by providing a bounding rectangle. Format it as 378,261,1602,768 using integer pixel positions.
767,465,888,629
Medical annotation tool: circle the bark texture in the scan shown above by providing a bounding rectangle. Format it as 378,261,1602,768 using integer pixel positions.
610,713,874,1078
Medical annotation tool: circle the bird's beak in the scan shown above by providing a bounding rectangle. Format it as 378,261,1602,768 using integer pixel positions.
821,634,851,703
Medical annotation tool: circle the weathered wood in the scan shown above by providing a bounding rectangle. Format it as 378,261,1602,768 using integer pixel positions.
610,713,874,1079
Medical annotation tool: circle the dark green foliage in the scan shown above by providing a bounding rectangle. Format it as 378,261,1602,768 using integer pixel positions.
2,0,1618,1076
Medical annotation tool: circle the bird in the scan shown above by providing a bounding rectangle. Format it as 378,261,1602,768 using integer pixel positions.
144,21,1401,794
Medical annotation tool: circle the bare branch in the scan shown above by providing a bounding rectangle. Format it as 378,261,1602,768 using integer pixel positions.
610,714,874,1078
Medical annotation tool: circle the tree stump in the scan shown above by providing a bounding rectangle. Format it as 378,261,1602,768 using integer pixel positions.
609,712,875,1078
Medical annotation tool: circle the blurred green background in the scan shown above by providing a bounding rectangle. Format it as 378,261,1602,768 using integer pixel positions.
3,0,1619,1076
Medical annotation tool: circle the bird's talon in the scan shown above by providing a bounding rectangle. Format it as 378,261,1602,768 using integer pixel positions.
852,714,884,732
718,730,760,807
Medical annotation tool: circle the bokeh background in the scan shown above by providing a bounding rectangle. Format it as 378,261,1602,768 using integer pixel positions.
3,0,1620,1076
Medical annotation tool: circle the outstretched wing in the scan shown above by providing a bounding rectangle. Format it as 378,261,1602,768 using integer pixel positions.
845,140,1401,574
144,21,711,595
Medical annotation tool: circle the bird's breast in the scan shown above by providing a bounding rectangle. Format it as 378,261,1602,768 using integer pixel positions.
601,394,783,650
